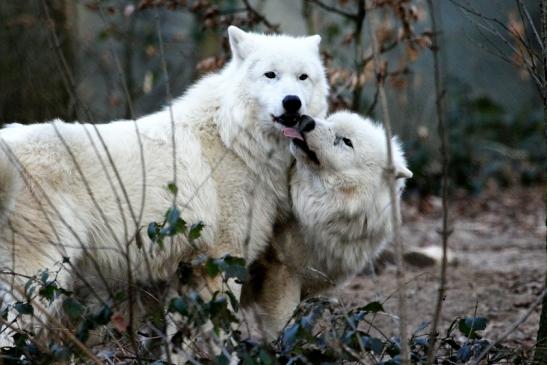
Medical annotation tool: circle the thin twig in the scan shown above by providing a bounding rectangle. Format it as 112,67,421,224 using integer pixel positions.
0,140,113,304
305,0,358,20
425,1,450,364
39,0,152,311
517,0,543,51
472,289,547,365
242,0,280,31
39,0,127,256
155,10,177,364
366,2,409,363
449,0,543,91
2,280,104,365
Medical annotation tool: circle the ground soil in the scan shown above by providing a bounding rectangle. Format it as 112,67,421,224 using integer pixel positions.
335,186,546,353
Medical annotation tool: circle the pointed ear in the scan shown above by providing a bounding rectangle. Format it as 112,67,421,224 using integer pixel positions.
396,166,413,179
228,26,252,61
306,34,321,51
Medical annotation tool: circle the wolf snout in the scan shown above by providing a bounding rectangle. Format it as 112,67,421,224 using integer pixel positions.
282,95,302,114
298,115,315,133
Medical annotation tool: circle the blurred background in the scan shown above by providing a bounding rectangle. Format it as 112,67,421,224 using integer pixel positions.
0,0,543,197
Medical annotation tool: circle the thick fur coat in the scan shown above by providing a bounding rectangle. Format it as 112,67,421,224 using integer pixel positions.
245,112,412,338
0,26,328,342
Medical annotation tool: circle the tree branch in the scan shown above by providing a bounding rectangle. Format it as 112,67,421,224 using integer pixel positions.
473,289,547,365
305,0,358,20
424,1,450,364
366,2,409,363
242,0,279,31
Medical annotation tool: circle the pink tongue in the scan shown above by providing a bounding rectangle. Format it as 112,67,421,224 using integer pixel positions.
282,127,304,141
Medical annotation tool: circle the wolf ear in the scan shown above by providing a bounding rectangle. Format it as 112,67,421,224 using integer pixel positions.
228,26,252,61
395,166,413,179
306,34,321,51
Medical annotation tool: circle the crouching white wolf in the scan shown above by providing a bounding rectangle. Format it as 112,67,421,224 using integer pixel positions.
0,26,328,345
243,112,412,338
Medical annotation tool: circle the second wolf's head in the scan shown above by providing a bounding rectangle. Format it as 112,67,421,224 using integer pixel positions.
286,111,412,250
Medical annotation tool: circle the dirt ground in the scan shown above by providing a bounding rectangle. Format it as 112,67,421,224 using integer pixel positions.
335,186,546,350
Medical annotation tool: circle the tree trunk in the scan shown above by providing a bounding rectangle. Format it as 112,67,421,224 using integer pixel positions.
0,0,74,124
535,0,547,363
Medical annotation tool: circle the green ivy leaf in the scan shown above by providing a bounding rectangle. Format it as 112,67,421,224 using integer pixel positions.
362,301,384,313
189,222,204,240
457,344,472,362
221,256,247,282
166,207,180,228
174,218,187,235
258,350,273,365
51,344,71,361
39,283,58,302
363,335,385,354
205,259,221,278
93,305,112,325
77,318,93,342
167,182,178,195
281,323,300,352
206,255,247,282
14,302,33,316
40,270,49,284
63,297,84,320
169,297,188,316
215,353,231,365
459,316,488,339
147,222,159,241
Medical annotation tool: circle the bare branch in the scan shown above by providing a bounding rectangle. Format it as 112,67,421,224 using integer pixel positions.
0,140,115,303
305,0,358,20
424,1,451,364
242,0,280,31
96,2,148,229
155,12,177,202
473,289,547,365
39,0,140,257
366,1,409,363
517,0,543,51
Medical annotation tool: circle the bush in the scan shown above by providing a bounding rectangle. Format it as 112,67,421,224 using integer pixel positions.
0,205,538,364
406,81,544,196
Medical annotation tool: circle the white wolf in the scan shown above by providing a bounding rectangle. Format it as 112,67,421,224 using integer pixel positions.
0,26,328,342
243,111,412,338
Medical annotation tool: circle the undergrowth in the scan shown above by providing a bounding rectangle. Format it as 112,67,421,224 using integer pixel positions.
0,204,538,365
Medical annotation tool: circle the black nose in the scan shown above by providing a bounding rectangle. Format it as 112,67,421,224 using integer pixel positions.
282,95,302,114
298,115,315,133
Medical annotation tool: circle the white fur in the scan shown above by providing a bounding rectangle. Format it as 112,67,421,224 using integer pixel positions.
249,111,412,338
288,111,411,290
0,26,328,343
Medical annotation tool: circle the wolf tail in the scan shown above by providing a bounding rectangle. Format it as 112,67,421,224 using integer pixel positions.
0,146,19,217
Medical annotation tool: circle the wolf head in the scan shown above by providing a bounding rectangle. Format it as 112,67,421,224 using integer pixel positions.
288,111,412,224
226,26,329,135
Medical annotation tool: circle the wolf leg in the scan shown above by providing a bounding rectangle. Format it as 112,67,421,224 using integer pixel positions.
251,260,301,341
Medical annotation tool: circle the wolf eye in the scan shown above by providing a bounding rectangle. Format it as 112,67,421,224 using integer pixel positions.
299,73,309,81
264,71,276,79
342,137,353,148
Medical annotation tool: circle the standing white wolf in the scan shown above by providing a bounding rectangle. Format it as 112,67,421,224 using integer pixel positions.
243,112,412,338
0,26,328,341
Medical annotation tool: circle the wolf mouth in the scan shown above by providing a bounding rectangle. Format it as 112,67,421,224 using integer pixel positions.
276,114,320,165
292,137,320,165
272,113,301,127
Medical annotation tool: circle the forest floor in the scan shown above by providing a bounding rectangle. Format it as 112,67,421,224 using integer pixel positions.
335,186,545,353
